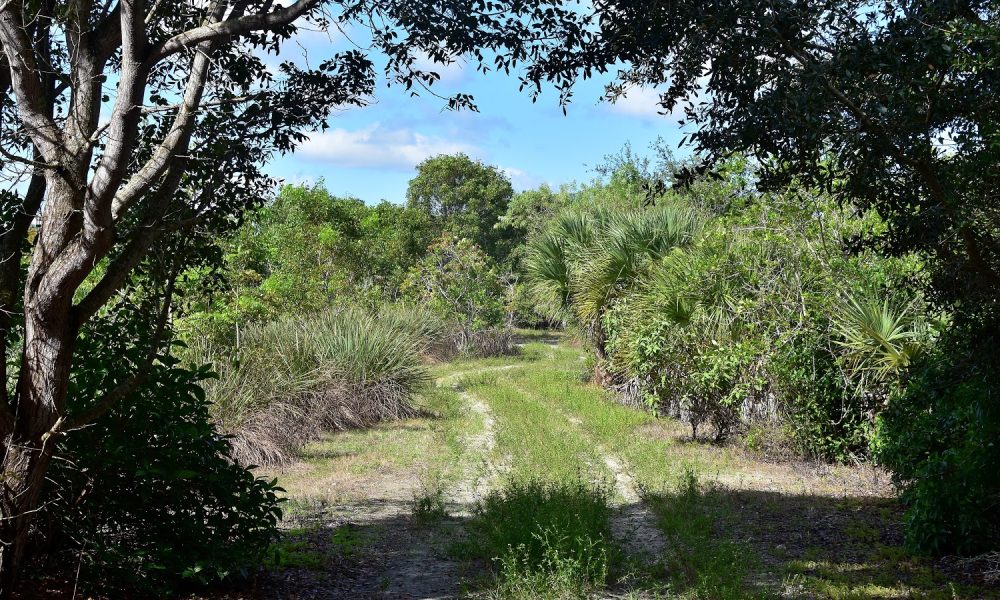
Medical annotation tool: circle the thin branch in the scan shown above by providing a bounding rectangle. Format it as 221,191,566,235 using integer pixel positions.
0,144,59,170
64,265,181,432
0,5,64,162
111,45,214,220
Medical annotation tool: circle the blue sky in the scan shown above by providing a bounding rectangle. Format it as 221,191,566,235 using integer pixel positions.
264,27,693,204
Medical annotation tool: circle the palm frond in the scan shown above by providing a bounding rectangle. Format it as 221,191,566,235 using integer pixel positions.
832,292,930,386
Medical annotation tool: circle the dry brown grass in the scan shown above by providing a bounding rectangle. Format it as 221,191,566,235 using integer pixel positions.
634,418,893,499
226,380,425,467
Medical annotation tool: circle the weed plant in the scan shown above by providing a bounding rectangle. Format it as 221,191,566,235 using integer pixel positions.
467,478,615,599
650,468,763,599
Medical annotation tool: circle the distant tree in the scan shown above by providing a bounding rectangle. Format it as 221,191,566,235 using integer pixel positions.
406,154,516,262
184,184,438,340
401,235,505,330
362,201,437,285
499,184,573,241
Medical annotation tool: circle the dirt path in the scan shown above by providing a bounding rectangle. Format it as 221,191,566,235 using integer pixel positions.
599,450,666,564
442,366,516,511
558,409,666,565
259,345,665,598
266,365,517,599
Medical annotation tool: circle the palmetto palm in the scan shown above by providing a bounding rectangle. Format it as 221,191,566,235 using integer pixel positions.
832,293,931,388
526,203,701,359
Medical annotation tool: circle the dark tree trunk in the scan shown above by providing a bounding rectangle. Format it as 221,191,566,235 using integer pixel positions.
0,292,76,598
0,443,57,596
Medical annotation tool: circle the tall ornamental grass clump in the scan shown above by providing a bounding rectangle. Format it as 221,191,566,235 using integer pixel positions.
188,305,435,466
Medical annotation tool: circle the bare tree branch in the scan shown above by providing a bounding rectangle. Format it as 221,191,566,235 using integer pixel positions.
147,0,322,64
87,0,149,204
0,5,63,162
75,165,189,324
111,46,214,219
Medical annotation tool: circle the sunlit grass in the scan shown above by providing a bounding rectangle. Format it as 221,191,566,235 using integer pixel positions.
263,333,993,600
464,368,609,485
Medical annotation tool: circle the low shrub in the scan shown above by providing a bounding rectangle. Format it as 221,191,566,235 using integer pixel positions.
597,196,923,456
492,527,610,600
876,336,1000,556
39,312,282,595
467,478,614,598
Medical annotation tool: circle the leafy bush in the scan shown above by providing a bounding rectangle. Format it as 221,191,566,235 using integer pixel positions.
179,183,436,344
467,478,614,598
402,234,507,330
41,313,281,594
599,193,920,456
876,337,1000,555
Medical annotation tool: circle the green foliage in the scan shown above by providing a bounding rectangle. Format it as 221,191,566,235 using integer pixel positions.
402,235,506,329
45,311,281,594
492,527,610,600
565,0,1000,335
467,478,614,599
526,203,701,341
831,294,933,389
182,183,434,342
571,205,701,323
264,540,327,572
301,308,432,388
498,184,574,241
600,188,920,455
412,489,449,526
406,153,516,263
876,338,1000,556
542,5,1000,555
649,469,760,600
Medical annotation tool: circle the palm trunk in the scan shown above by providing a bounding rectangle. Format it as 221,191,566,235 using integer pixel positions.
591,320,612,386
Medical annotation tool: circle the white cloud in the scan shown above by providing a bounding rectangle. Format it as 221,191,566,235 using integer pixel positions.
298,123,479,170
606,86,676,121
499,165,541,191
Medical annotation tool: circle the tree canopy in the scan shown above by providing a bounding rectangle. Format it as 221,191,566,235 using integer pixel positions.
406,153,516,263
